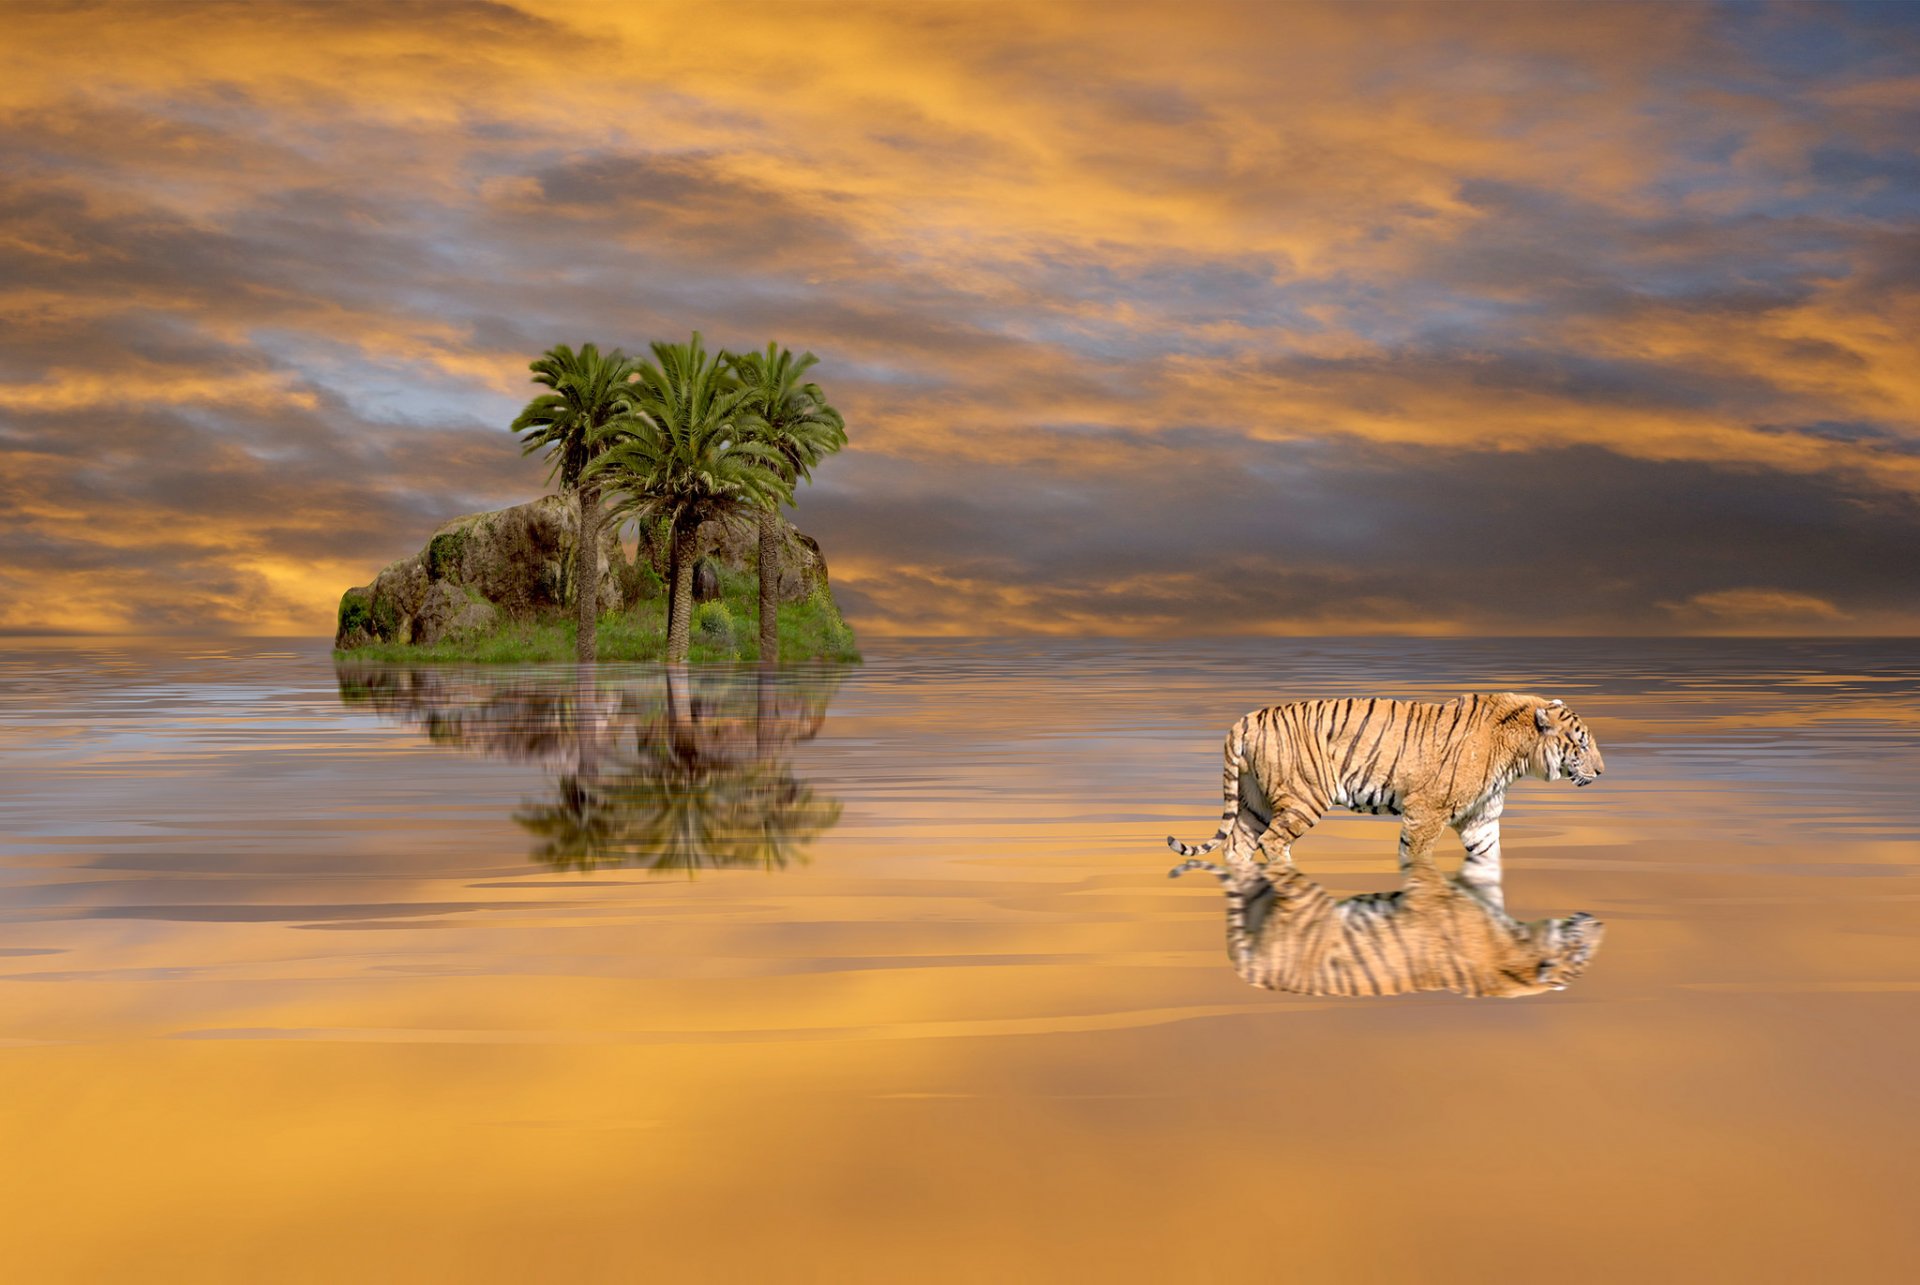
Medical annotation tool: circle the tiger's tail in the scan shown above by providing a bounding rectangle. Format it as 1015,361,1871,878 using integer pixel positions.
1166,727,1247,858
1170,852,1277,974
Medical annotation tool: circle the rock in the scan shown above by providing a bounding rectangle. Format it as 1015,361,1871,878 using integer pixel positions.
334,586,377,650
335,494,623,649
635,511,831,604
787,530,830,594
413,580,500,645
692,558,721,603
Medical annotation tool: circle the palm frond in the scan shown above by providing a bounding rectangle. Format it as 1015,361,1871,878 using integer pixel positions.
727,341,848,500
509,342,643,490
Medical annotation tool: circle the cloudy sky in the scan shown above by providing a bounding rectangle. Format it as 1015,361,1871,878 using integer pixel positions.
3,0,1918,636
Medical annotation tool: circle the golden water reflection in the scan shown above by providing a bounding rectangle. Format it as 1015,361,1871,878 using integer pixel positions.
3,638,1920,1281
335,664,843,873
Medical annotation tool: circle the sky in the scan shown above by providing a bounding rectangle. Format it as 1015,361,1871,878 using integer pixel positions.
2,0,1918,637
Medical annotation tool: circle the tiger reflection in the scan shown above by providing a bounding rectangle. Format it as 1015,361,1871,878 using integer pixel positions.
1170,855,1603,999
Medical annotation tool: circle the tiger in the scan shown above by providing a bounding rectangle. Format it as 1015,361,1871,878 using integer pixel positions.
1169,854,1605,998
1167,693,1603,905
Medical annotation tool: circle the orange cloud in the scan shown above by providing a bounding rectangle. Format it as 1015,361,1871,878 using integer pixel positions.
2,1,1917,636
1662,588,1849,635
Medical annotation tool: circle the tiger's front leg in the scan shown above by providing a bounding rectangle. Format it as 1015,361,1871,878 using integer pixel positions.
1396,812,1448,886
1454,798,1505,911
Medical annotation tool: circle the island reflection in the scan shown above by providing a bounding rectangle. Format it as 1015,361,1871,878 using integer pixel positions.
1171,854,1604,999
336,664,843,873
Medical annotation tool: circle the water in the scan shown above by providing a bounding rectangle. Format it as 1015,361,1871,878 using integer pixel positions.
2,637,1918,1281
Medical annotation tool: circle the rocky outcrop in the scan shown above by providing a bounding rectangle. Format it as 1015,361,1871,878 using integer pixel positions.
335,495,625,649
637,513,831,604
334,496,843,653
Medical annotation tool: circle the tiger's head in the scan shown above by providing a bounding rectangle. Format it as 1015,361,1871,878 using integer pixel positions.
1532,911,1606,991
1500,911,1607,996
1529,699,1605,787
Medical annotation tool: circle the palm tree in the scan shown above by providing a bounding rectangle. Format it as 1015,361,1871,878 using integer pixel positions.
515,771,622,869
588,332,790,663
334,659,846,875
521,721,840,875
728,344,846,665
523,670,842,874
510,343,640,664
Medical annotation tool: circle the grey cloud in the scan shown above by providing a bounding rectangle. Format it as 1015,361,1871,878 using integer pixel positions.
807,438,1920,633
524,152,861,269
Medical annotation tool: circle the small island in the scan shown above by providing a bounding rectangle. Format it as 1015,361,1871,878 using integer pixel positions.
332,333,858,665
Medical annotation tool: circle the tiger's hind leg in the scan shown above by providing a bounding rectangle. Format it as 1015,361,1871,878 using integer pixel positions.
1240,794,1324,869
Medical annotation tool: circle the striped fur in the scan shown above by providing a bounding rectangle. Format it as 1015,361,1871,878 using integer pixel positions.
1167,693,1604,895
1170,856,1604,998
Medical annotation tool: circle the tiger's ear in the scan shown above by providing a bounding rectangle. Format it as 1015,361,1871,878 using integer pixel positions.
1548,699,1564,707
1535,707,1552,730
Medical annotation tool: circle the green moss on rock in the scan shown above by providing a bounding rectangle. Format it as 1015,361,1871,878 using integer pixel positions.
426,530,467,580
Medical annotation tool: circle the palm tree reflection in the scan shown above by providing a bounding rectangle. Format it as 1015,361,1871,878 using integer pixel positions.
335,663,842,874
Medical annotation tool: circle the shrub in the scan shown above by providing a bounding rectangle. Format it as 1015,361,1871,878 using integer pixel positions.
693,600,735,646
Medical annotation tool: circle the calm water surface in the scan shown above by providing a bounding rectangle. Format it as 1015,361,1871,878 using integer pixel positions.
2,637,1918,1281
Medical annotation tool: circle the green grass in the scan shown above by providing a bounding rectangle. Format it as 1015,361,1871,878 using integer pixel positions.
775,585,860,664
334,578,859,665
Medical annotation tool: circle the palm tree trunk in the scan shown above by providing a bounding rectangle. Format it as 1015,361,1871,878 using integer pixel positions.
667,525,694,663
757,506,779,666
572,664,603,820
663,523,680,650
755,666,775,763
665,661,694,759
575,483,600,665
